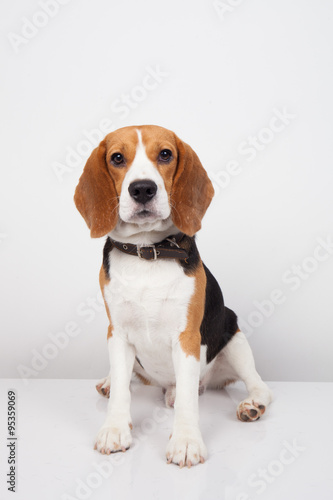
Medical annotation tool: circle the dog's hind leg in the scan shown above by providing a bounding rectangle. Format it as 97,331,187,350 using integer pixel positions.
209,330,273,421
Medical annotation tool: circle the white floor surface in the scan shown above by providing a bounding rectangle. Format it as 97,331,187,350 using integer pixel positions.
0,379,332,500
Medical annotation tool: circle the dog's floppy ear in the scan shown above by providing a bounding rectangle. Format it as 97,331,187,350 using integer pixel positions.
170,135,214,237
74,140,118,238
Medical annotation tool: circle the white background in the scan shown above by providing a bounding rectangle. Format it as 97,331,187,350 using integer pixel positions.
1,0,332,382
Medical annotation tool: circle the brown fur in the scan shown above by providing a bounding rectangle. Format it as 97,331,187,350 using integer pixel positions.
75,125,215,350
170,134,214,237
99,266,113,339
74,125,214,238
141,125,215,236
135,373,152,386
179,261,207,360
74,140,118,238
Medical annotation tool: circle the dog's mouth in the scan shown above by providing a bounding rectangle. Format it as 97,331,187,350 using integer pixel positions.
136,209,152,218
128,208,161,223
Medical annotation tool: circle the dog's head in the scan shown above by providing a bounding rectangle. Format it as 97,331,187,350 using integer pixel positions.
74,125,214,238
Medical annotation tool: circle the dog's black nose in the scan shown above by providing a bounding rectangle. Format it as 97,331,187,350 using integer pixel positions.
128,180,157,204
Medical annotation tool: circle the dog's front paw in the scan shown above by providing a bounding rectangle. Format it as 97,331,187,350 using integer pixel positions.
166,428,207,468
94,421,132,454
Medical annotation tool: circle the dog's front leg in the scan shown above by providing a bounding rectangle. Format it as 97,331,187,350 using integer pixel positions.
166,341,207,467
95,334,135,454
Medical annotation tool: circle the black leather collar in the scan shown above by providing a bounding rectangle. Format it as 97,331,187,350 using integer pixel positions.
109,233,189,261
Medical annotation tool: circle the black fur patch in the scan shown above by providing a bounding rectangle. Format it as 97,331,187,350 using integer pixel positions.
102,233,238,364
178,235,200,276
200,263,238,363
179,237,238,362
102,237,113,280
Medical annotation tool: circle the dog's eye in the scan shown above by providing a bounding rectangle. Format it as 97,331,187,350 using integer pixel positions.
158,149,172,162
111,153,124,166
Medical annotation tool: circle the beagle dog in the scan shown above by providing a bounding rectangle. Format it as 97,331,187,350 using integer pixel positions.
74,125,272,468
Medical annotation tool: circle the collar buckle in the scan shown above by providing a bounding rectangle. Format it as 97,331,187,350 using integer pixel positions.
165,237,180,248
137,244,157,261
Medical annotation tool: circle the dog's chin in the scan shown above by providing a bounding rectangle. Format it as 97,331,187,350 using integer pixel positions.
112,211,175,242
127,209,163,225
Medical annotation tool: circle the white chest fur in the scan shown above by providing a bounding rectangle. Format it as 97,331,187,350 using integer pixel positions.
103,249,195,385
